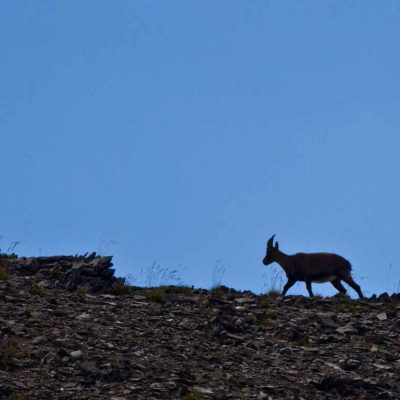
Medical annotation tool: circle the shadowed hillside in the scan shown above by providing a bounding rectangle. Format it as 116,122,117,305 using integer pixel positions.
1,254,399,399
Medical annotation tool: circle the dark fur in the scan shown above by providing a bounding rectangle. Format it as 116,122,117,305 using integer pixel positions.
263,235,364,298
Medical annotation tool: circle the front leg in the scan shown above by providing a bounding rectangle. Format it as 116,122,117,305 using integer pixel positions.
281,278,295,296
305,280,314,297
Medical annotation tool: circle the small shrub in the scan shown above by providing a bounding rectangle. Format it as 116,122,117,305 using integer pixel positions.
146,287,166,304
259,317,277,327
29,283,43,296
0,254,10,281
333,304,359,314
73,286,89,296
10,393,30,400
24,304,33,318
108,279,132,295
167,285,194,295
50,269,63,279
259,291,280,309
0,338,22,370
210,286,225,298
182,391,203,400
239,348,252,358
0,266,9,281
265,289,281,298
297,335,310,345
0,355,17,370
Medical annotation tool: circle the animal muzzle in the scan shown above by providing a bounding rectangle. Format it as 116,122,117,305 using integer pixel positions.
263,257,272,266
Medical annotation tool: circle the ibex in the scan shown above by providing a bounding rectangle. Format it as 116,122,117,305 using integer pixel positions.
263,235,364,298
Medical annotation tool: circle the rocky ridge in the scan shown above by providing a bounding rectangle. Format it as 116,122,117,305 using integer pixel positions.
1,254,400,399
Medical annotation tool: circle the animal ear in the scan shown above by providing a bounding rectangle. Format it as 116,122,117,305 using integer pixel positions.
275,241,279,250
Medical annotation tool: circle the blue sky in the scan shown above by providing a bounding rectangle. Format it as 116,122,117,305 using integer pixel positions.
1,1,400,296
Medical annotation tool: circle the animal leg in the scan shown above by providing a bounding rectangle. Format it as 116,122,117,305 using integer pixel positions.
281,279,295,296
331,278,347,295
342,276,364,299
305,281,314,297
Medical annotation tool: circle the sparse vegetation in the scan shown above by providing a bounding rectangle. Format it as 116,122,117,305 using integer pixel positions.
9,392,30,400
0,338,22,370
107,279,133,295
260,292,280,308
262,265,284,295
0,254,11,281
145,287,166,303
141,262,184,287
50,268,63,279
210,260,225,292
0,265,9,281
24,304,33,318
239,348,252,358
210,286,225,298
29,283,43,296
164,285,194,295
264,288,281,298
124,273,136,286
333,303,359,314
259,317,278,327
73,286,89,296
182,391,203,400
332,296,360,313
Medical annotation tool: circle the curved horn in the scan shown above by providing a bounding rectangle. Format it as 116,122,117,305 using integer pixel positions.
266,234,275,249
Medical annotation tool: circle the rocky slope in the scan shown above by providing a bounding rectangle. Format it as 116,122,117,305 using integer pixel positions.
1,254,400,399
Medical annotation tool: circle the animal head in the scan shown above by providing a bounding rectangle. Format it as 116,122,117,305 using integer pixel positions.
263,234,279,265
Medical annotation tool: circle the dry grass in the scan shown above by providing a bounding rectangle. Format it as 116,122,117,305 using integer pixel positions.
73,286,90,296
145,287,166,303
0,338,23,370
182,391,203,400
0,255,10,281
29,283,43,296
0,265,9,281
10,393,31,400
211,260,225,291
141,262,183,287
209,286,225,298
107,280,133,295
167,285,194,295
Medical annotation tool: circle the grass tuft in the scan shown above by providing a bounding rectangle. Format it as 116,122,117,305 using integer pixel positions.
209,286,225,298
0,266,9,281
164,285,194,295
73,286,89,296
0,338,22,370
29,283,43,296
182,391,203,400
211,260,225,291
141,262,183,287
146,287,166,303
107,279,133,295
0,255,10,281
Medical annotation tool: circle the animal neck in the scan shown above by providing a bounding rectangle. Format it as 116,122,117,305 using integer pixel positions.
274,250,293,275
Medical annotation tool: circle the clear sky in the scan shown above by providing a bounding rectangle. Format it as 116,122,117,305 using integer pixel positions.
1,1,400,297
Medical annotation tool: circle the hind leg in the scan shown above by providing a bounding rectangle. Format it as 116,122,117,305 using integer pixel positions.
331,278,347,295
341,275,364,298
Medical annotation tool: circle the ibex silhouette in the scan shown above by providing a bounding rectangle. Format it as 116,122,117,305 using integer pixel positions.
263,235,364,298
